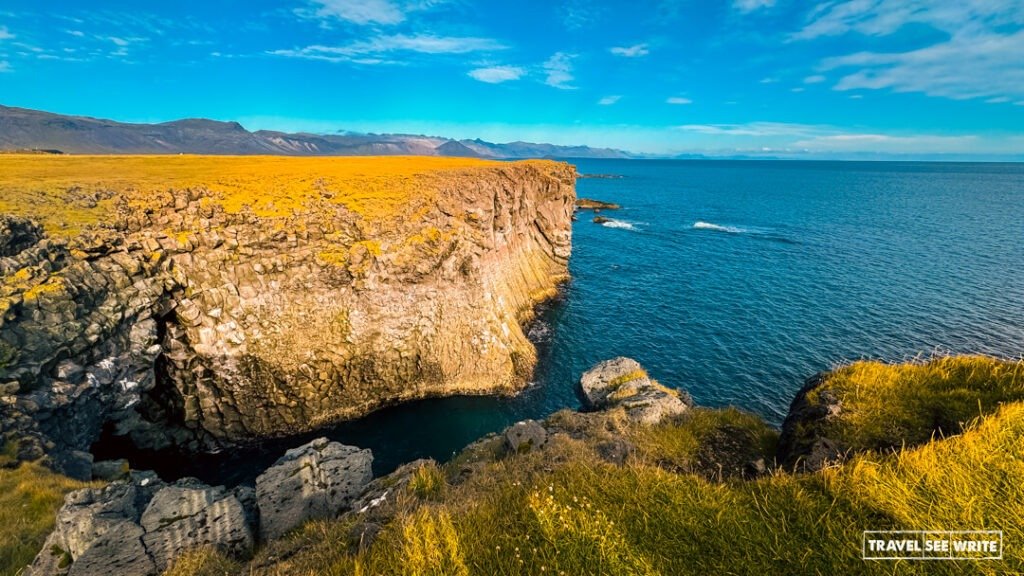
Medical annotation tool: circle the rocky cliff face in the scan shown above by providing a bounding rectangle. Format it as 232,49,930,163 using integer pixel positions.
0,156,575,470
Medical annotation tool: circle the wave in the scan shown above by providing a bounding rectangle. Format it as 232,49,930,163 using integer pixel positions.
601,219,637,230
693,221,745,234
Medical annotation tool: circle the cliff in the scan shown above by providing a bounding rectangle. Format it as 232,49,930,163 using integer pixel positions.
0,155,575,466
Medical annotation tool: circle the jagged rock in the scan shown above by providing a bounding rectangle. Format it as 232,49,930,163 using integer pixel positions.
44,450,93,481
27,471,254,576
579,357,691,424
777,373,847,471
504,420,548,454
256,438,373,541
0,215,43,258
91,459,130,481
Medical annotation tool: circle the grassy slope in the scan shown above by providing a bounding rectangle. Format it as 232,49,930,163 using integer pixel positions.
238,356,1024,576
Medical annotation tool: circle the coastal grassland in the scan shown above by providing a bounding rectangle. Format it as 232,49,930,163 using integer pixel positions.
0,155,505,236
804,355,1024,452
0,459,96,575
234,356,1024,576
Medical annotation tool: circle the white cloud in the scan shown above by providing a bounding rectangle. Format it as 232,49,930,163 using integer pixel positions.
598,95,621,105
0,60,11,72
666,97,692,104
849,94,864,99
793,0,1024,102
676,122,826,137
759,77,778,84
804,74,826,83
793,0,1024,41
791,87,805,92
986,96,1011,103
468,65,525,83
543,52,576,89
821,28,1024,100
0,26,13,41
610,43,649,57
675,121,990,155
107,36,130,46
308,0,406,25
66,29,84,37
791,133,979,153
272,34,506,64
734,0,776,13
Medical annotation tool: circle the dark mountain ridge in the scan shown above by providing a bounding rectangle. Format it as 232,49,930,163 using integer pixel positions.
0,105,634,159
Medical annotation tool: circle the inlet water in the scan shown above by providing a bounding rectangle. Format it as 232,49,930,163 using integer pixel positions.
96,160,1024,485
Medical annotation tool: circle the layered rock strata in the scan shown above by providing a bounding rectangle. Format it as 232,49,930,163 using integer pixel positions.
0,156,575,469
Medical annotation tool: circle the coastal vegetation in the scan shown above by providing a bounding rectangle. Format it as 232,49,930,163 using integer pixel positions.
0,154,502,236
9,354,1005,576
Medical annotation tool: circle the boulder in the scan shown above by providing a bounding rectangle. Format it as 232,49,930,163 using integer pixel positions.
256,438,373,541
777,373,847,471
579,357,691,424
140,482,254,572
503,420,548,454
27,471,254,576
91,459,130,481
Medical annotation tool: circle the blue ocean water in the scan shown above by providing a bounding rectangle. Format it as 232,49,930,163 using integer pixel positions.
108,160,1024,484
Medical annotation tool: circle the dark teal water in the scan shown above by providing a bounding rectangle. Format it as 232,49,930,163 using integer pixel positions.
105,160,1024,485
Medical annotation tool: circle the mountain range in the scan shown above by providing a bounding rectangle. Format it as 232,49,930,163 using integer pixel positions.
0,105,633,159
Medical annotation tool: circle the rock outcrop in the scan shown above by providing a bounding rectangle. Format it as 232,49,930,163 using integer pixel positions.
28,471,255,576
256,438,373,540
0,156,574,469
579,357,691,424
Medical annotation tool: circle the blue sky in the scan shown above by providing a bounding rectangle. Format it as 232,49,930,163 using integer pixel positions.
1,0,1023,158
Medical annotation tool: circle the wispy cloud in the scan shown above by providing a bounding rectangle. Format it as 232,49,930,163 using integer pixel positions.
610,43,649,57
306,0,407,25
821,28,1024,100
759,77,778,84
559,0,604,30
65,29,84,37
666,97,692,104
793,0,1024,102
0,61,11,73
598,95,621,105
733,0,776,14
676,122,826,137
272,34,506,64
543,52,576,89
0,26,13,41
804,74,826,83
675,121,986,154
468,65,525,83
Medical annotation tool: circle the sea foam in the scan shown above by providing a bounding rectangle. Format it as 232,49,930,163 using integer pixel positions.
693,221,745,234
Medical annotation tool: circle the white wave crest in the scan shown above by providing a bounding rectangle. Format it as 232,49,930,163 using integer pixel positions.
601,219,636,230
693,221,745,234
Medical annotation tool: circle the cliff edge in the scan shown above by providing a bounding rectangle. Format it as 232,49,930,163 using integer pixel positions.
0,155,575,466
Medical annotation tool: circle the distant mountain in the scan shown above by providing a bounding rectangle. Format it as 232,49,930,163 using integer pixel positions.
0,105,634,159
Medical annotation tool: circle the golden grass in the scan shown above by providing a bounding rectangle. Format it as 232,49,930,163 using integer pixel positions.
0,462,96,576
0,155,507,236
808,355,1024,451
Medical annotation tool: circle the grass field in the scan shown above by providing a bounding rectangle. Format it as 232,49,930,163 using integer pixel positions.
0,155,509,236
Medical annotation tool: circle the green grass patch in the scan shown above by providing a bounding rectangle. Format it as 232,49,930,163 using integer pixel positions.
0,462,96,576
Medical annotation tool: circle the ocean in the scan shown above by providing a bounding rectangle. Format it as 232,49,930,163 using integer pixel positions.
100,159,1024,484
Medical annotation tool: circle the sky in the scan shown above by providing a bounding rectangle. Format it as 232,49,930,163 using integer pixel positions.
1,0,1023,159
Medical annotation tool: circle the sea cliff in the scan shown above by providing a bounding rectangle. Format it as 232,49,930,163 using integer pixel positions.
0,155,575,467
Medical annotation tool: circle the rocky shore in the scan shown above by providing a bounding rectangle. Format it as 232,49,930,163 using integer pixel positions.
22,356,717,575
